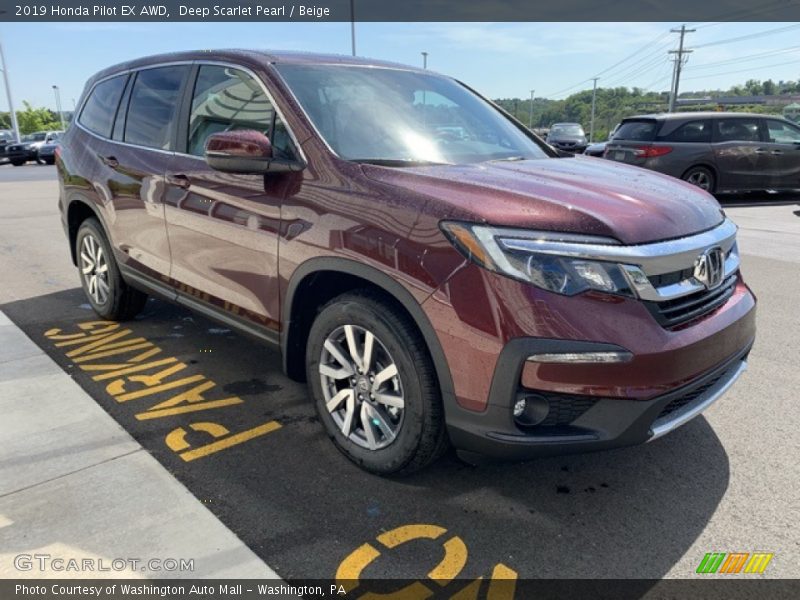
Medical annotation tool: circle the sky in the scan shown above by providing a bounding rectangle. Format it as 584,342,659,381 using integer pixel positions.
1,21,800,112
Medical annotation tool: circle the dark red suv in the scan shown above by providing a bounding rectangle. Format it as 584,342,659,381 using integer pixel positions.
58,51,756,474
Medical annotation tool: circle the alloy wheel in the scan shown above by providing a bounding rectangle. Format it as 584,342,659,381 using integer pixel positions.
319,324,404,450
80,234,110,305
686,171,711,191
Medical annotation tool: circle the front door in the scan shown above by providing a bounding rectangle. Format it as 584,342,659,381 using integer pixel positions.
762,118,800,190
712,116,769,192
163,64,299,331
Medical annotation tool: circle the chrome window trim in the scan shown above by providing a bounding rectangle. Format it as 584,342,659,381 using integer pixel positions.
75,59,307,165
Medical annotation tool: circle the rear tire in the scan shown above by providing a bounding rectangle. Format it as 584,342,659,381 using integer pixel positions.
75,218,147,321
43,157,55,165
11,160,25,166
306,291,448,475
682,166,716,193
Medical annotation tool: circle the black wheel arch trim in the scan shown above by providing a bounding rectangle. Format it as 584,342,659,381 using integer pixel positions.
64,194,112,265
282,256,458,417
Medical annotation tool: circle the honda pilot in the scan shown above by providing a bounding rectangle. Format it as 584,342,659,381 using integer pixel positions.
57,51,756,474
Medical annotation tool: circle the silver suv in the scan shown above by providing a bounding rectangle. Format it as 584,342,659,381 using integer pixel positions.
604,112,800,193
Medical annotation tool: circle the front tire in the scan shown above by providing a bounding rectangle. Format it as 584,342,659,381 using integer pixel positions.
10,160,25,166
306,291,447,475
682,166,716,193
76,218,147,320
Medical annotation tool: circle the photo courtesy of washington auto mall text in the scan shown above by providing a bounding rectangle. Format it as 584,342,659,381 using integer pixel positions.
1,0,800,599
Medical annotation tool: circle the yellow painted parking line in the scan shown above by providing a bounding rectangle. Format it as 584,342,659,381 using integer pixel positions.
44,319,285,463
171,421,282,462
337,524,518,598
111,374,206,401
428,536,468,585
335,543,381,593
86,357,180,380
377,524,446,548
136,397,243,420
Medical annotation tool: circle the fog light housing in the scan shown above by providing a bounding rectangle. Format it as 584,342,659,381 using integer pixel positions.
513,398,527,418
513,394,549,427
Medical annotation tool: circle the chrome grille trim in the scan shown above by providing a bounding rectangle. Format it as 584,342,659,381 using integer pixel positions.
498,218,737,276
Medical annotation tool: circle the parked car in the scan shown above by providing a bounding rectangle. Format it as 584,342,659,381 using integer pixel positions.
6,130,62,165
546,122,588,153
604,112,800,193
0,129,15,163
58,51,755,474
37,138,61,165
584,123,620,157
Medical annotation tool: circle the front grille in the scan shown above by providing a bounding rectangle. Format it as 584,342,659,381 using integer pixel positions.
645,275,737,329
656,368,728,420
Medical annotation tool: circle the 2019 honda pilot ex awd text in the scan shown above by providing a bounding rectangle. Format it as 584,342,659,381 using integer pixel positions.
57,51,756,475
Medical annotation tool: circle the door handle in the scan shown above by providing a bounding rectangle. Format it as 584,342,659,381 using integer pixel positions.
100,155,119,168
166,173,191,190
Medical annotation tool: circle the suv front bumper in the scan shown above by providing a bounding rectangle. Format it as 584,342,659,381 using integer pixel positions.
445,340,751,461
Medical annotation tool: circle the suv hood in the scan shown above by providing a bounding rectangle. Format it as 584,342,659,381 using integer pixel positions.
362,156,724,245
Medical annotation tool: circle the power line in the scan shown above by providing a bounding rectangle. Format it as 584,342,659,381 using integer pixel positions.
541,27,674,98
681,58,800,81
685,45,800,70
601,53,674,88
693,24,800,49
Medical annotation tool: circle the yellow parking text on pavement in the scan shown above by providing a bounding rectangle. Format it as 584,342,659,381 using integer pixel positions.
336,523,517,599
166,421,282,462
44,320,280,462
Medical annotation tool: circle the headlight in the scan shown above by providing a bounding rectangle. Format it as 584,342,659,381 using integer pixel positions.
440,221,634,297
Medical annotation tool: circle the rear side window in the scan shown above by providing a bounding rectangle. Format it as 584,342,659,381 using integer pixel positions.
187,65,295,159
79,75,127,138
766,119,800,143
659,120,711,143
124,66,189,150
715,118,761,142
613,120,657,141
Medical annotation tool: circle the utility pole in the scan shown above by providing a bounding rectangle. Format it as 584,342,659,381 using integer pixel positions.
350,0,356,56
528,89,535,129
0,40,20,143
421,52,428,69
589,77,599,143
668,25,694,113
52,85,66,130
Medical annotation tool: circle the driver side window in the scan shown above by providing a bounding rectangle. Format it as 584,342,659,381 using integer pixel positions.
187,65,295,159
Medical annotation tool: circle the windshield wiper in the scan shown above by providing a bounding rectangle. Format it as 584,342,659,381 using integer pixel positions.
351,158,453,167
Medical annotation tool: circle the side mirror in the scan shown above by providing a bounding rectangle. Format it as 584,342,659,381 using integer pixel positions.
205,130,304,174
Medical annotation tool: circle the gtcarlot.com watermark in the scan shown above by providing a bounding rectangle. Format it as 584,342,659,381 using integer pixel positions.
14,553,194,574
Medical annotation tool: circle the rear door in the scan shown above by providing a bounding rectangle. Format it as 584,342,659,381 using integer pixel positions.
101,64,191,280
762,118,800,190
163,63,299,331
604,118,659,165
653,118,713,179
711,116,769,192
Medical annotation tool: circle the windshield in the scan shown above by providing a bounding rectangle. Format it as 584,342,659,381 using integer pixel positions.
276,64,549,164
21,133,47,142
550,125,585,137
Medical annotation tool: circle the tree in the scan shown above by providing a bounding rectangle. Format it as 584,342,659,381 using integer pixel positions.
15,101,61,134
762,79,776,96
0,112,10,129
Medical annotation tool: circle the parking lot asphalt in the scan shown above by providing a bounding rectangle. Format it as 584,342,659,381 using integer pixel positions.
1,164,798,587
